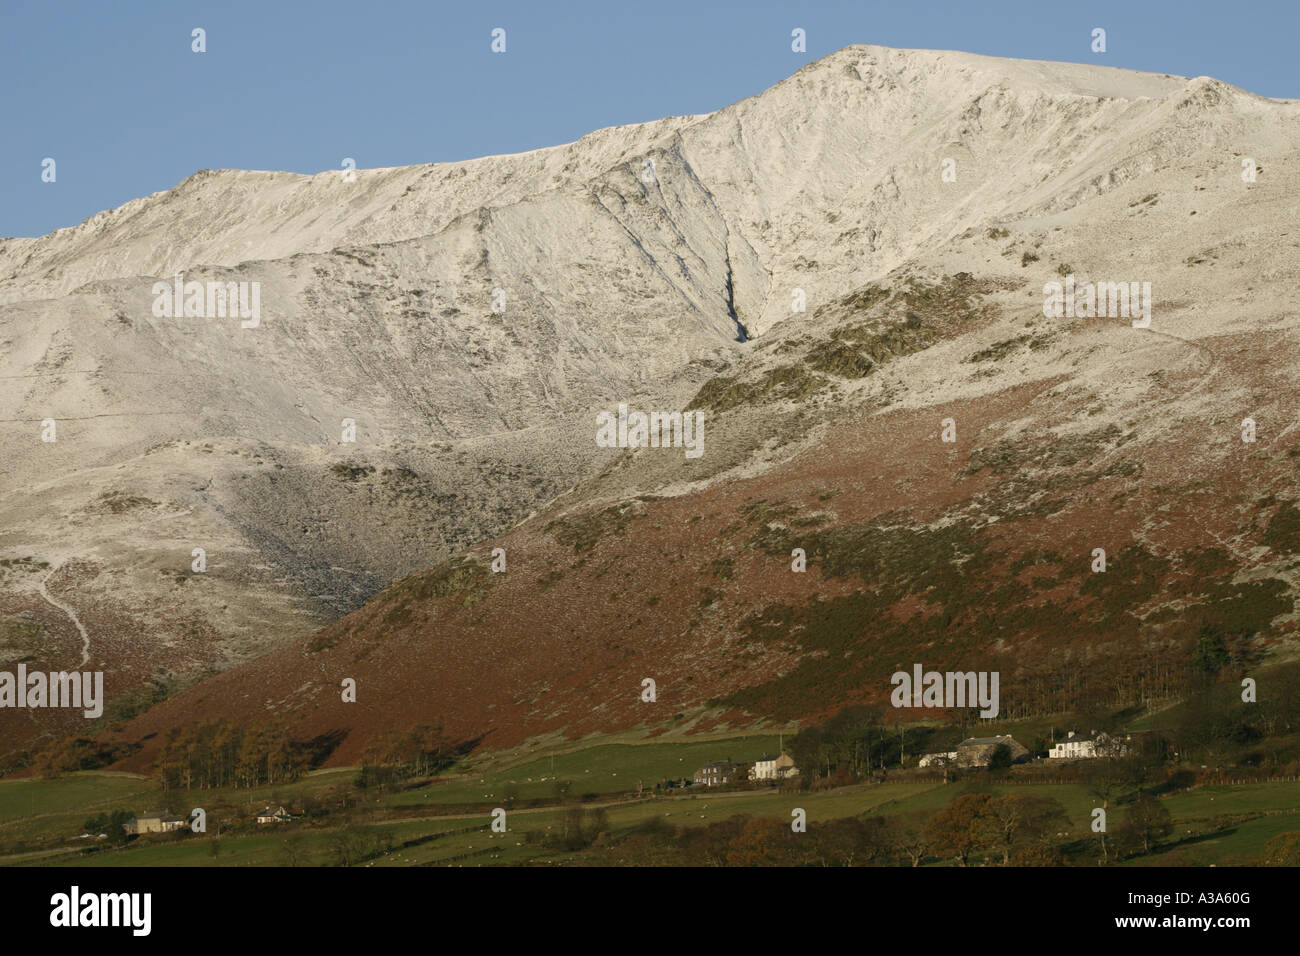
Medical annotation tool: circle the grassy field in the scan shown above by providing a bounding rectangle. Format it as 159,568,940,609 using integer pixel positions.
0,773,151,821
382,734,786,807
0,767,364,851
1160,782,1300,820
1,738,1295,867
1128,812,1300,867
0,773,155,846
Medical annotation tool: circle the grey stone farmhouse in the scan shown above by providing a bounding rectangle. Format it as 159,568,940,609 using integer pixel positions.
918,734,1028,768
123,812,187,835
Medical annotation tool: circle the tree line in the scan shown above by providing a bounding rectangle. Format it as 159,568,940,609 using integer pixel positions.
354,723,460,791
155,720,319,790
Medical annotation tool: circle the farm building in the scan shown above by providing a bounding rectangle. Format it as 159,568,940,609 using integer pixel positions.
919,735,1028,768
124,812,187,835
753,753,799,781
1049,731,1130,760
693,761,737,787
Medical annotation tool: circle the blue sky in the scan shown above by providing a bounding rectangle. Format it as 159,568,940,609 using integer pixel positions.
2,0,1296,238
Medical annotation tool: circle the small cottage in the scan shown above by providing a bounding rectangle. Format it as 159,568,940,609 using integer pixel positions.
255,806,293,824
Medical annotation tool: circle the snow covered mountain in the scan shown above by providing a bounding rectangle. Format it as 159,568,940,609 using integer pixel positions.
3,45,1299,760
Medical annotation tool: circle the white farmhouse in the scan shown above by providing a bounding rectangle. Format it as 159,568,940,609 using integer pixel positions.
753,753,798,781
1048,731,1130,760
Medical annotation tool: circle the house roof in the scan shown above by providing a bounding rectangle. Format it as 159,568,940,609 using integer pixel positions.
958,735,1017,747
1055,734,1095,744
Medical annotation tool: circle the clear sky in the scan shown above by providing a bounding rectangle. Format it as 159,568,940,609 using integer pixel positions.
2,0,1296,239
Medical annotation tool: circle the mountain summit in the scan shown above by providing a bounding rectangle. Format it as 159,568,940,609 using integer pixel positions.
2,46,1298,765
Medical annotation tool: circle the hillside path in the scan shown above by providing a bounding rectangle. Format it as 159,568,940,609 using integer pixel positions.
38,563,91,667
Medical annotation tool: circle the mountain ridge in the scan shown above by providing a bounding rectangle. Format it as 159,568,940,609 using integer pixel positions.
3,44,1299,766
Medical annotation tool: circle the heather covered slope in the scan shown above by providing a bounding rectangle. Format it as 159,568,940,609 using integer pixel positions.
114,341,1300,766
5,44,1300,764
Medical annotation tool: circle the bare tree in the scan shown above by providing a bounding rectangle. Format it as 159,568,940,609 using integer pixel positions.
890,811,934,867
